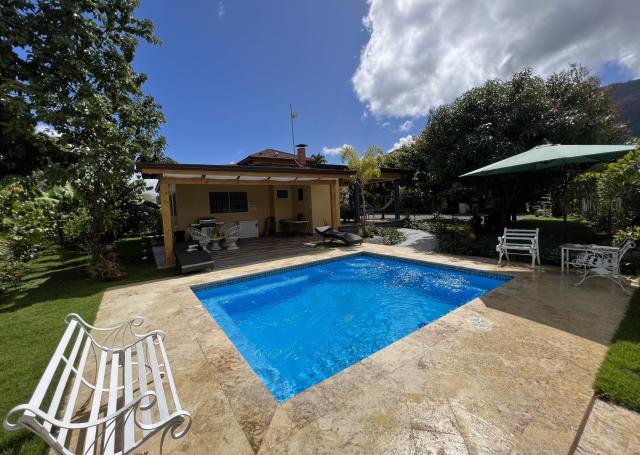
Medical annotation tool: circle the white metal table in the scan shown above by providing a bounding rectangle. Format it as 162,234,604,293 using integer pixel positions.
560,243,620,274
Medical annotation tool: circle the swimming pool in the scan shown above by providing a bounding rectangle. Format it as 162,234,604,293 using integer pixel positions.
193,254,509,402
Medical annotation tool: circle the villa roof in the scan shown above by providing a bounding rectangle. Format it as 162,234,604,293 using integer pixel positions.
137,161,407,179
236,148,307,167
137,162,353,180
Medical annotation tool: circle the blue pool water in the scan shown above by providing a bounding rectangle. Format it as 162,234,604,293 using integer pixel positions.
193,254,508,402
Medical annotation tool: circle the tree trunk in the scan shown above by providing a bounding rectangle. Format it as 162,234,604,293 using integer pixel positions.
91,208,104,265
361,193,367,226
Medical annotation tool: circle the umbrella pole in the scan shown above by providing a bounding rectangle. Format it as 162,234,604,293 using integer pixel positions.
562,167,570,242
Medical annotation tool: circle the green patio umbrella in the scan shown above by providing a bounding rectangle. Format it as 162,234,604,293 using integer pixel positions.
460,143,638,238
460,144,637,177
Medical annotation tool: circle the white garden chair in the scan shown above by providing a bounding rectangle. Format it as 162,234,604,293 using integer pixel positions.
186,226,211,252
221,224,240,250
3,313,191,455
571,238,636,294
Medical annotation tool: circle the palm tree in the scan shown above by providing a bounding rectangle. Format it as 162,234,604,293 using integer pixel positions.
308,153,327,167
340,145,383,224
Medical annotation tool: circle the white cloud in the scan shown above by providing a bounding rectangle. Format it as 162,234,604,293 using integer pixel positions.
217,1,225,18
353,0,640,118
388,134,415,153
399,120,413,132
322,144,349,156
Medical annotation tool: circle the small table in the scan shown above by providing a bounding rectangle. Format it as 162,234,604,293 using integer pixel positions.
560,243,620,274
281,220,309,236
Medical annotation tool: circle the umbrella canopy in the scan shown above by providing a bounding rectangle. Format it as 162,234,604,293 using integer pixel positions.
460,144,637,177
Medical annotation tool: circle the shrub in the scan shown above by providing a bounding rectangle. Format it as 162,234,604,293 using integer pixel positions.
613,226,640,246
403,219,451,236
358,223,379,238
435,230,496,257
62,208,92,253
379,227,407,245
0,259,27,290
0,181,53,290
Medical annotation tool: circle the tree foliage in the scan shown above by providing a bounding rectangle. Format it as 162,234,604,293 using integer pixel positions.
0,180,54,289
1,0,168,271
575,147,640,233
308,153,327,167
395,65,631,226
340,145,384,223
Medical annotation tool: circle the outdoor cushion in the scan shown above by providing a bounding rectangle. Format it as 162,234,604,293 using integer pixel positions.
174,242,214,274
315,226,363,246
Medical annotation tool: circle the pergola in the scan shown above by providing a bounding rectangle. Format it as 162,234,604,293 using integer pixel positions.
137,162,404,266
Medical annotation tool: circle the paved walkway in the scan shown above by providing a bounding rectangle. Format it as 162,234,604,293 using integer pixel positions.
576,398,640,454
95,245,632,454
396,228,439,252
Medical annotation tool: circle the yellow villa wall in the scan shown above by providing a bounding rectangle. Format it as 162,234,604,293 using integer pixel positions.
174,184,271,233
310,185,334,228
173,183,336,235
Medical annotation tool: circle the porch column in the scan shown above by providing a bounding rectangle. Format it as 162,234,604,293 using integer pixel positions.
329,180,339,229
394,180,401,220
159,180,175,266
353,182,361,224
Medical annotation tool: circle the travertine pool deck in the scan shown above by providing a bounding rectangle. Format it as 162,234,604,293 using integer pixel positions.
96,244,633,454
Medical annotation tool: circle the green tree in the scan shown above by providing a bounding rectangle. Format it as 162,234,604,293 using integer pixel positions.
403,65,630,228
2,0,167,272
340,145,384,223
0,180,54,290
596,149,640,226
308,153,327,167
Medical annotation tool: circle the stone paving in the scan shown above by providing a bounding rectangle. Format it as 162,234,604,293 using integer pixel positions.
95,244,634,454
576,398,640,454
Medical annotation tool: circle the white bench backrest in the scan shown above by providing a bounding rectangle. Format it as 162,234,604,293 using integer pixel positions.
502,228,539,243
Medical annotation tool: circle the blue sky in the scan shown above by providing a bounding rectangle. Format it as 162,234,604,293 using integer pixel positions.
133,0,638,165
135,0,388,165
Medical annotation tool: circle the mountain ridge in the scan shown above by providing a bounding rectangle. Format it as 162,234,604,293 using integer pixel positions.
606,78,640,137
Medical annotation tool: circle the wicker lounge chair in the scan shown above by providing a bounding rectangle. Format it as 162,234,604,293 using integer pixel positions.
220,224,240,250
315,226,363,246
186,227,212,253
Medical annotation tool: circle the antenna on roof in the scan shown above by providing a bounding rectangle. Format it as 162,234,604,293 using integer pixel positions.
290,104,297,154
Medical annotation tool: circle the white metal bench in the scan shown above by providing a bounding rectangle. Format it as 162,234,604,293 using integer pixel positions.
496,228,541,267
3,314,191,454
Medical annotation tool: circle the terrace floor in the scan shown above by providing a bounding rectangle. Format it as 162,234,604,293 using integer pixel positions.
97,244,636,454
152,235,321,270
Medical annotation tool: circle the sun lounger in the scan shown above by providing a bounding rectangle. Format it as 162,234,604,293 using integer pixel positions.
174,242,214,273
315,226,363,246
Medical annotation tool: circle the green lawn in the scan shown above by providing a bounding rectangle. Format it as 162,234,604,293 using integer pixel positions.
515,215,599,249
594,288,640,411
0,238,176,455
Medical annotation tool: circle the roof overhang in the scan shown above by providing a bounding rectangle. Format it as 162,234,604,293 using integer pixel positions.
137,162,408,184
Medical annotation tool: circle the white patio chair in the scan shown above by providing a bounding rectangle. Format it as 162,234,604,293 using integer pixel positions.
4,313,191,454
571,238,636,294
186,226,211,253
221,224,240,250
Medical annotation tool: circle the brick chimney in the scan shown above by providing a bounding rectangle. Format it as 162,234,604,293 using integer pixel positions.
296,143,307,166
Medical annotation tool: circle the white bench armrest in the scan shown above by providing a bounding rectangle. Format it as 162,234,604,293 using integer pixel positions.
5,391,157,432
65,313,165,352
